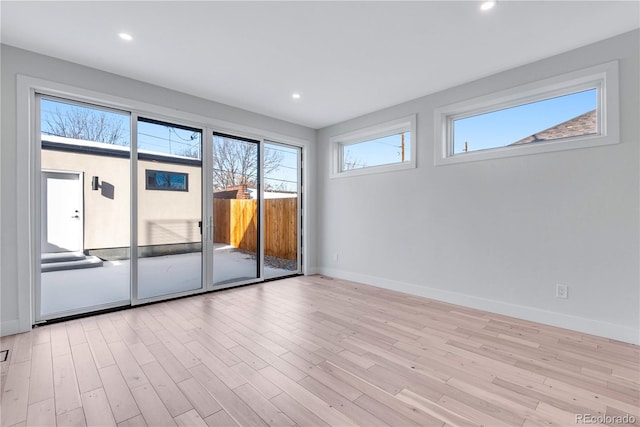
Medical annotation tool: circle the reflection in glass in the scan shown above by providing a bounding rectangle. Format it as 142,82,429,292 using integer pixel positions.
264,142,301,279
137,118,202,299
40,97,131,317
212,133,260,285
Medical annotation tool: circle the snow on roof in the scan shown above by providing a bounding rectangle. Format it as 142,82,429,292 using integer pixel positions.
41,134,200,161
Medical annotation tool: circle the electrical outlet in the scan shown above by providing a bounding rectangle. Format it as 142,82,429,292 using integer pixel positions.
556,284,568,299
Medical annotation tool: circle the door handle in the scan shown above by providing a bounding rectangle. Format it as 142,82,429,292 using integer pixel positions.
71,215,80,218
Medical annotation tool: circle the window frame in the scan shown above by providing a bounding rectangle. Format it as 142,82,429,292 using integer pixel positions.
145,169,189,192
434,61,619,166
330,115,417,178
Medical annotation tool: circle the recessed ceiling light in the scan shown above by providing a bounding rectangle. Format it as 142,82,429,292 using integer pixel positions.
292,93,301,100
480,1,496,11
118,32,133,41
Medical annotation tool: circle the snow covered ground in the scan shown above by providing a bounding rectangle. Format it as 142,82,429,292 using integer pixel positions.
41,244,293,317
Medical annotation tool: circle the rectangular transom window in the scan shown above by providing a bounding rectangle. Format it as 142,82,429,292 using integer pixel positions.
331,115,416,177
435,61,619,165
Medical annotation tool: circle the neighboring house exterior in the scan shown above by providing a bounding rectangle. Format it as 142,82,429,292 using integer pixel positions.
510,109,597,145
41,135,202,259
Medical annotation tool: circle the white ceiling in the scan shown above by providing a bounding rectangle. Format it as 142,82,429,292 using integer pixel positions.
1,1,638,129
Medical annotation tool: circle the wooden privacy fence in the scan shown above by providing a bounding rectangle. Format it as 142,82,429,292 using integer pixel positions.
213,198,297,260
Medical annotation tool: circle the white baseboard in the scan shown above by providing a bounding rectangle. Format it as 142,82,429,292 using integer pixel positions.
319,267,640,345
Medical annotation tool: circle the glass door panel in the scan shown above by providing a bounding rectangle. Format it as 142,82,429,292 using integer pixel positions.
212,133,260,286
137,118,203,299
264,142,301,279
38,96,131,319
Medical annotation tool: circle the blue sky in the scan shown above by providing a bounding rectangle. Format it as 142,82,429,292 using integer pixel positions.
40,98,299,191
453,89,597,154
344,133,411,169
42,90,595,183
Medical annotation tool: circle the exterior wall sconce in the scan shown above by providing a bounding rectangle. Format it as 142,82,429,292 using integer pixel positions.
92,176,100,190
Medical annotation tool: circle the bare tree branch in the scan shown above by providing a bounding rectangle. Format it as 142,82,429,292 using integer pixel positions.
212,137,283,191
44,106,128,145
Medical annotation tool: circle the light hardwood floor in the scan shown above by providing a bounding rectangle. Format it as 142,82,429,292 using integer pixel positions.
1,275,638,426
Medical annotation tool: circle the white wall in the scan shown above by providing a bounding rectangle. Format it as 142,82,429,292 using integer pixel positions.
317,30,639,344
0,45,317,336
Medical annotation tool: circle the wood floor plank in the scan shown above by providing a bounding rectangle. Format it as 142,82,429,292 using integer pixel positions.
116,414,147,427
99,364,141,423
66,321,87,346
141,361,192,417
0,276,637,427
32,326,51,346
176,378,222,419
190,329,241,366
269,392,330,427
153,329,200,369
127,342,156,366
52,353,82,416
174,409,208,427
28,342,54,405
81,387,117,427
260,365,356,426
189,364,268,427
280,351,363,401
319,360,445,426
203,410,239,427
130,384,177,427
299,375,385,426
1,360,31,426
232,383,296,426
85,328,115,369
56,407,86,427
184,341,246,389
71,343,103,394
50,325,71,358
353,393,421,427
229,362,283,400
111,318,143,346
11,332,33,364
108,341,149,389
229,344,269,370
26,397,56,427
145,342,192,384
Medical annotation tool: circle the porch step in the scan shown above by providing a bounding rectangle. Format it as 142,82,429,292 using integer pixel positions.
41,251,86,264
41,254,103,272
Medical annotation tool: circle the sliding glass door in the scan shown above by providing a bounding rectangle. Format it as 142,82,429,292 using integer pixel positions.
263,141,302,279
38,96,131,319
36,94,304,322
136,118,204,299
212,133,260,286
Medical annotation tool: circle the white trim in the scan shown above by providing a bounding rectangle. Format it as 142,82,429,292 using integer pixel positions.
319,267,639,345
330,114,417,178
17,77,36,334
434,61,620,165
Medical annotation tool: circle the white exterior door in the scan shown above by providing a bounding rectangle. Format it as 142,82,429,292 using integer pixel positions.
41,171,83,253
